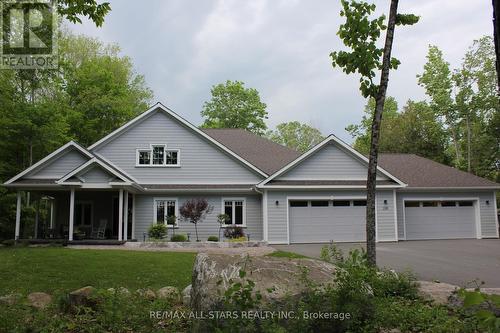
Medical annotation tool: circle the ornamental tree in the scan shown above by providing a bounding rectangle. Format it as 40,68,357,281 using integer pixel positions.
179,198,213,242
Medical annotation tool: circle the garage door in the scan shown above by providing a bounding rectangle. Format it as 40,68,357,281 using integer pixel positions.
289,199,366,243
404,200,476,240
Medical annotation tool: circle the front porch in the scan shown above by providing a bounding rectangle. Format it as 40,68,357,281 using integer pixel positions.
14,188,135,242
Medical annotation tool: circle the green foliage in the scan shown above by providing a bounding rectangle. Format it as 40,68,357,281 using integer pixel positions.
227,236,247,243
148,223,167,240
201,80,268,135
0,289,190,333
459,288,500,332
223,226,245,239
57,0,111,27
266,121,324,153
170,234,188,242
207,236,219,242
330,1,418,98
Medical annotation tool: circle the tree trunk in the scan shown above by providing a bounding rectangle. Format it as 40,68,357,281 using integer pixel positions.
493,0,500,95
466,114,471,173
366,0,399,267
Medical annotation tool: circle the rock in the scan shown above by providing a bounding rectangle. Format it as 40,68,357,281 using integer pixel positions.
136,288,156,300
27,292,52,309
157,286,180,303
190,253,336,311
182,285,192,306
69,286,96,309
107,287,130,296
0,293,21,305
418,280,459,305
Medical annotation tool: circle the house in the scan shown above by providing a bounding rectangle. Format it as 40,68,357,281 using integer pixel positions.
4,103,499,244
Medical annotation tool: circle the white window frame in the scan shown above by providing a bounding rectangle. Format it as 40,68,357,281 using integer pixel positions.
136,144,180,167
221,197,246,227
153,197,179,228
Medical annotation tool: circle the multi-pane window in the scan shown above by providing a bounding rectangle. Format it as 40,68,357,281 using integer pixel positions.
138,150,151,165
223,199,245,226
137,145,179,166
152,146,165,165
154,199,177,227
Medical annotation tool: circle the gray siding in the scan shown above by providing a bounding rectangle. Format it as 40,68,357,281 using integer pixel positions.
266,190,397,244
278,143,388,180
79,166,114,183
134,193,262,241
27,149,88,179
94,110,263,184
395,191,498,239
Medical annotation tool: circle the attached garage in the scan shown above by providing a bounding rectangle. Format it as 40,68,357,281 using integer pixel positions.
289,199,366,243
404,200,478,240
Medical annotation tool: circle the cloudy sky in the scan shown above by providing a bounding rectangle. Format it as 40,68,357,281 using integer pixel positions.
69,0,493,142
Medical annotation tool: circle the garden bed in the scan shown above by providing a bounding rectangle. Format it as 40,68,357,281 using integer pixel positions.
125,240,267,249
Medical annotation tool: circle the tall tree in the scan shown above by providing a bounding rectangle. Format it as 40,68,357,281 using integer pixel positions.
267,121,324,153
58,0,111,27
201,80,268,135
331,0,418,265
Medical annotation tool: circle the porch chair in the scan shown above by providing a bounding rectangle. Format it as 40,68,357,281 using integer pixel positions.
91,219,107,239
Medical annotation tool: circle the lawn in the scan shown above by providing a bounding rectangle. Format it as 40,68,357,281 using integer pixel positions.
0,247,196,295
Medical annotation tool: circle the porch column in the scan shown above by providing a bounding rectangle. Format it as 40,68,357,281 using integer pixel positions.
15,191,21,240
123,190,129,241
69,188,75,241
118,189,123,241
131,194,136,240
34,199,39,239
49,200,54,229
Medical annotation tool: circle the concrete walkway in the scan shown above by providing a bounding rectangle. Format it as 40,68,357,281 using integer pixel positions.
274,239,500,287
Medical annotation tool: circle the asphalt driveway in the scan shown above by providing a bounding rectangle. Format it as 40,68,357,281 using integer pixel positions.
274,239,500,287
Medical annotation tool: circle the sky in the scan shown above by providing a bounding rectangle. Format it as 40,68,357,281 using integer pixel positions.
68,0,494,142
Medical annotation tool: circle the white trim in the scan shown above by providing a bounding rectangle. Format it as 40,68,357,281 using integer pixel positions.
4,141,94,185
88,102,268,177
92,153,140,183
69,188,75,241
260,185,404,189
153,197,179,228
221,197,247,227
399,186,500,190
393,190,398,241
493,192,499,238
132,193,136,239
15,191,21,240
262,190,268,242
123,190,129,241
57,158,131,184
401,196,481,240
257,135,407,187
375,194,378,242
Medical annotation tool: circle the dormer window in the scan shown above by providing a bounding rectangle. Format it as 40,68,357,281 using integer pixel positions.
136,144,180,167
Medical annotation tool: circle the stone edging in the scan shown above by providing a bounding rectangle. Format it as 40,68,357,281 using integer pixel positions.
125,241,268,249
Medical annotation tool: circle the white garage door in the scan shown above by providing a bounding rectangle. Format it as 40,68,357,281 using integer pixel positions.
289,199,366,243
404,200,476,240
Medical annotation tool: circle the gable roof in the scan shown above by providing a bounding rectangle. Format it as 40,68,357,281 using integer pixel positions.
378,154,500,189
88,103,268,177
257,135,407,188
202,128,301,175
4,141,94,185
57,157,132,184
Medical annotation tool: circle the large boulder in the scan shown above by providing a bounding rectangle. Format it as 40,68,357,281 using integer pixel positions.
27,292,52,309
69,286,96,309
0,293,21,306
418,281,459,305
190,253,336,311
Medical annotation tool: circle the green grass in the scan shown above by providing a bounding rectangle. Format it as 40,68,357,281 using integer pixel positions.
0,247,196,295
267,250,308,259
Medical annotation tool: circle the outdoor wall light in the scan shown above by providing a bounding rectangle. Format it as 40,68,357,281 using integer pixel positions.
383,200,388,205
275,200,279,206
187,233,191,241
486,200,490,205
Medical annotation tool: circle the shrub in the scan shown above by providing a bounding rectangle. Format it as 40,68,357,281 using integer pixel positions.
147,224,167,240
228,236,247,243
207,236,219,242
223,226,244,239
170,234,187,242
2,239,15,247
